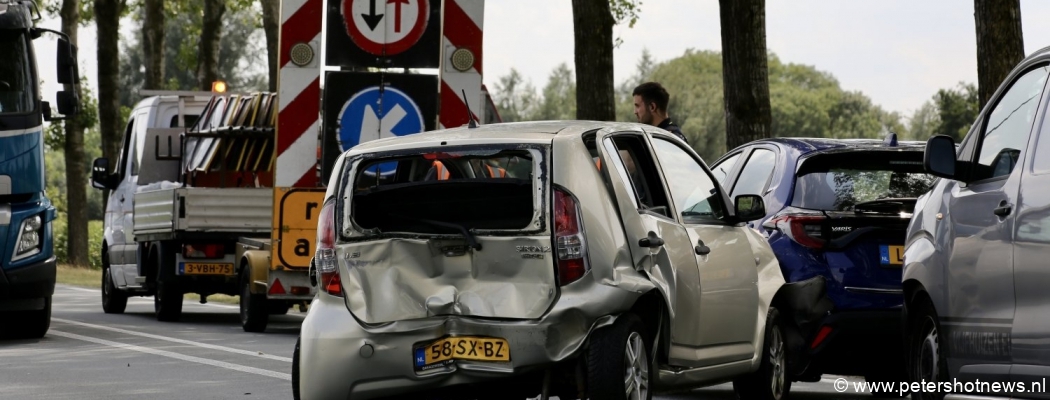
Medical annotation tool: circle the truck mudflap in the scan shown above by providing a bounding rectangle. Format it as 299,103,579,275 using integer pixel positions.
775,275,834,378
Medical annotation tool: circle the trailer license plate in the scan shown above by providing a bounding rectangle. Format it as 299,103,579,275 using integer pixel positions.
179,262,234,275
413,337,510,371
880,245,904,266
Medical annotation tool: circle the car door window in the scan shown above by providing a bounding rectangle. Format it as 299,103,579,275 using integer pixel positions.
1031,107,1050,174
116,117,136,179
606,135,673,218
973,64,1050,181
732,148,776,197
711,151,742,185
650,138,726,224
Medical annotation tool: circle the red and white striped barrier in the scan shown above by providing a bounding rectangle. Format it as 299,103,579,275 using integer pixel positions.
276,0,323,187
439,0,484,129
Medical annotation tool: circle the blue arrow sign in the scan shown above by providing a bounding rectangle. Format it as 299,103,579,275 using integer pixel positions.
337,86,426,152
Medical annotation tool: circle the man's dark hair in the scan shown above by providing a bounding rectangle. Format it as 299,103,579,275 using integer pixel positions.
632,82,670,112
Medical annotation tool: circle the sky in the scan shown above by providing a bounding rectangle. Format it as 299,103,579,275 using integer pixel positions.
35,0,1050,119
484,0,1050,117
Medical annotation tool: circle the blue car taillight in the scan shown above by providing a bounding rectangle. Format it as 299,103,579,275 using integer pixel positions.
764,208,827,249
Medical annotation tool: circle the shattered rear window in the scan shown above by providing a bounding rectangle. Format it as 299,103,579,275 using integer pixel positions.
348,149,539,234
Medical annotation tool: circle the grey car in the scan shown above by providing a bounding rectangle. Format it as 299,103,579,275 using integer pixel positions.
295,121,826,400
904,46,1050,400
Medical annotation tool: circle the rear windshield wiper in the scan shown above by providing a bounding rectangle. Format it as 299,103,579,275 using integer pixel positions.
391,214,482,251
852,198,917,215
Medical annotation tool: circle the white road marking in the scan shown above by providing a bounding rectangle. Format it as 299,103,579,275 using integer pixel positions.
49,330,291,381
56,284,306,314
52,318,292,362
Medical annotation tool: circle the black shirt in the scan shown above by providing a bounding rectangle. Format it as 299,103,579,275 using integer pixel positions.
657,118,687,143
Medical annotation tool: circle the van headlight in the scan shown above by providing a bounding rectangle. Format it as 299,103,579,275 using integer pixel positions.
12,214,43,261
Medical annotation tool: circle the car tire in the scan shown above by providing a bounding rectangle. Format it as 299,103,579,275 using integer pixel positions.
292,337,301,400
102,264,128,314
586,312,652,400
908,299,947,400
3,296,51,339
240,270,269,333
734,307,791,400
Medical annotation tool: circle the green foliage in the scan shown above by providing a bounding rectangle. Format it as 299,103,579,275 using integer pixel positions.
44,82,105,222
118,3,267,106
492,69,539,122
932,83,980,142
609,0,643,47
52,218,104,269
493,50,905,163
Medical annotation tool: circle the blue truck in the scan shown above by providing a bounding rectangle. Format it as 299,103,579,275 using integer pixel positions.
0,0,79,339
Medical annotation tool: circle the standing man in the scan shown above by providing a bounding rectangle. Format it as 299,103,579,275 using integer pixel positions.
633,82,687,143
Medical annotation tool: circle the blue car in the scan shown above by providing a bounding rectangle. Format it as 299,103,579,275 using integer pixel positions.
710,135,934,383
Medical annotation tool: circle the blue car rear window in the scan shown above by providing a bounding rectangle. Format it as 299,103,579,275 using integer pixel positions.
792,152,935,211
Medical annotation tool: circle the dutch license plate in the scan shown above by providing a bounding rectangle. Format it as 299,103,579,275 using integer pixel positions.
179,262,234,275
879,245,904,266
413,337,510,371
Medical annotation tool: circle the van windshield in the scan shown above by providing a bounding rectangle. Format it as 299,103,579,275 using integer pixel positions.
791,151,935,212
0,30,34,114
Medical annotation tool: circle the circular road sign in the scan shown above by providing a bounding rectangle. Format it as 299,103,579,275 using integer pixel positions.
342,0,429,56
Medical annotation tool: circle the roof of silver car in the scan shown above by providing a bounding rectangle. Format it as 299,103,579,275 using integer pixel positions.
346,120,669,153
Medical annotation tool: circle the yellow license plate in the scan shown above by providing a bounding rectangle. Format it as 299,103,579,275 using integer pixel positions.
880,245,904,266
179,262,234,275
414,337,510,369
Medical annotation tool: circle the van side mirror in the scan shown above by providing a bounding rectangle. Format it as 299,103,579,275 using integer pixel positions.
734,194,766,223
924,135,958,180
56,37,79,85
91,158,116,190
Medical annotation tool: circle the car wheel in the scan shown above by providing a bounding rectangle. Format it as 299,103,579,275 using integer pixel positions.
3,296,51,339
240,270,269,333
909,300,947,400
292,337,301,400
154,280,183,322
102,264,128,314
587,313,652,400
734,307,791,400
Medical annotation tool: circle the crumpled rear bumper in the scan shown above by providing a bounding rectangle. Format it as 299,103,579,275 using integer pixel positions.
298,277,640,400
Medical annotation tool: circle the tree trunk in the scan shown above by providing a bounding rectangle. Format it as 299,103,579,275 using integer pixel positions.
571,0,615,121
60,0,89,267
94,0,123,207
260,0,280,92
198,0,227,90
142,0,165,90
974,0,1024,108
719,0,772,150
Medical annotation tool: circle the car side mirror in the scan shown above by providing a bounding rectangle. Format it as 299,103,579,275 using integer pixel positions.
56,90,79,117
924,135,958,180
91,158,114,190
734,194,766,222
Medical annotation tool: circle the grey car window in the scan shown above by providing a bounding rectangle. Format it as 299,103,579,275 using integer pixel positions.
974,64,1050,181
712,151,742,185
732,149,776,197
1034,112,1050,174
651,138,725,223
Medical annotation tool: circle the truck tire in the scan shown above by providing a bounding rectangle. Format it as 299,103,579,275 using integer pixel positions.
733,307,791,400
154,242,183,322
586,313,652,400
3,296,51,339
102,262,128,314
240,269,269,332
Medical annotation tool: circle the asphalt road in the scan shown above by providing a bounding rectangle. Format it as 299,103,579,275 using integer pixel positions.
0,285,901,400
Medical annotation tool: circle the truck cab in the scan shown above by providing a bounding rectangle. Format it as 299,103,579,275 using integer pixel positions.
0,0,78,339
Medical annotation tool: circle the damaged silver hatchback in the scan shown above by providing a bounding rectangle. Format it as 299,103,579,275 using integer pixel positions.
295,121,824,400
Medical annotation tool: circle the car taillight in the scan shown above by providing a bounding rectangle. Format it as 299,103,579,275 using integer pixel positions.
766,212,826,249
554,188,589,286
182,243,224,259
315,199,342,297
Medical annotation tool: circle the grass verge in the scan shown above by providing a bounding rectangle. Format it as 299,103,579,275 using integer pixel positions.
56,264,240,305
